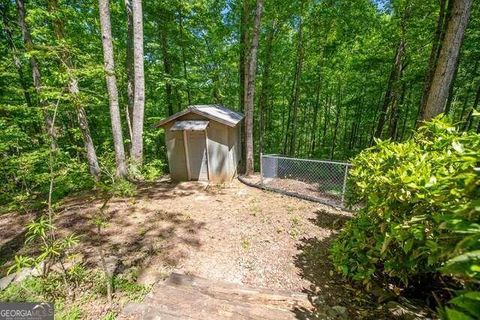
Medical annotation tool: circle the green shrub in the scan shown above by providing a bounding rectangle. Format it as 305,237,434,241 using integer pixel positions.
331,117,480,317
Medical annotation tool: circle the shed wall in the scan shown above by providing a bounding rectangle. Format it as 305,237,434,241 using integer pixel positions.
164,123,188,181
163,113,240,183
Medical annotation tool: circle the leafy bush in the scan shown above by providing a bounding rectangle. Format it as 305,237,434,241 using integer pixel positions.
141,159,166,182
331,117,480,317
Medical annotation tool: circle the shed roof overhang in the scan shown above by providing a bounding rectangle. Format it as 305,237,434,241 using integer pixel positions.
156,105,244,128
170,120,209,131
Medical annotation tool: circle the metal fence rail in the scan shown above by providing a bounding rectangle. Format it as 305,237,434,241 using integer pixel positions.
260,154,351,207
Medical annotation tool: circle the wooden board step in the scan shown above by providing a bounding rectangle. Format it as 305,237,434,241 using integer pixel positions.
122,273,312,320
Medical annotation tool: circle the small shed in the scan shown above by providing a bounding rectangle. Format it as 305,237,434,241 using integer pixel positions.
156,105,244,183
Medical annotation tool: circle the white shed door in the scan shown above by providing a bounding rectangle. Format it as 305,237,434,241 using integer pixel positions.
185,131,208,181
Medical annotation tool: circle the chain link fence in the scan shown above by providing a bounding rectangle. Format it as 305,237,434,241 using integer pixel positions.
260,154,351,207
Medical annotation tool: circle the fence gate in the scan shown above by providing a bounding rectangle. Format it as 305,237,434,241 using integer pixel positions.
260,154,351,208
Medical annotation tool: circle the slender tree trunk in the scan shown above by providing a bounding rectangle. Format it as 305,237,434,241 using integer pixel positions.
389,82,406,140
462,84,479,131
320,94,331,155
15,0,57,147
239,0,251,112
420,0,473,122
374,37,405,139
286,4,304,156
159,12,174,116
98,0,127,177
48,0,101,180
130,0,145,167
258,21,276,156
243,0,263,175
330,87,342,160
310,73,322,156
125,0,134,140
1,6,32,107
177,7,191,105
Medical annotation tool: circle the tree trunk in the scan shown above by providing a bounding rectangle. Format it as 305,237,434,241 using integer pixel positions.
48,0,101,180
374,37,405,139
125,0,134,140
419,0,448,123
309,73,322,156
159,11,174,116
1,5,32,107
130,0,145,167
420,0,473,122
330,87,342,160
239,0,251,112
285,4,304,156
243,0,263,175
320,94,331,155
177,7,191,105
258,20,276,156
15,0,57,146
389,81,406,140
98,0,127,178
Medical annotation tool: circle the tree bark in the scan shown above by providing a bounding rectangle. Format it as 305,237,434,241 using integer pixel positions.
243,0,263,175
374,37,405,139
130,0,145,167
125,0,134,140
420,0,473,122
98,0,127,178
48,0,101,180
419,0,448,123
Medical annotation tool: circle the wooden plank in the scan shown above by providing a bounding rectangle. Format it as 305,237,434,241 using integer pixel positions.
164,273,310,309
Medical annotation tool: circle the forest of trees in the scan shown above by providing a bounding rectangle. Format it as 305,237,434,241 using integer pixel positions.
0,0,479,204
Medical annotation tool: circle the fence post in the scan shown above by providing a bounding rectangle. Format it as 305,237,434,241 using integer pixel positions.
260,152,263,186
341,164,349,205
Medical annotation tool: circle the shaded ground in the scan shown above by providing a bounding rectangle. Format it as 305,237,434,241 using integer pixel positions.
1,177,393,319
243,175,345,208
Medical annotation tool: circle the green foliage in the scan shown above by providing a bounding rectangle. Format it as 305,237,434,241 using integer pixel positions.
141,159,166,182
0,105,94,213
0,266,147,319
331,116,480,314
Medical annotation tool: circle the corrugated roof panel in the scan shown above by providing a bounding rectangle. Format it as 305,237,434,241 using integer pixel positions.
170,120,209,131
189,105,244,126
156,104,244,127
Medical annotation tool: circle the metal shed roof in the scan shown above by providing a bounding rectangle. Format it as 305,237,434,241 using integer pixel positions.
170,120,209,131
156,105,244,128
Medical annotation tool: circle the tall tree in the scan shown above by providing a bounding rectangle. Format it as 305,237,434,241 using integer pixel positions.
1,3,32,108
159,8,174,116
244,0,263,175
15,0,57,147
124,0,134,141
420,0,474,121
258,20,277,155
130,0,145,167
47,0,101,180
98,0,127,177
284,1,304,156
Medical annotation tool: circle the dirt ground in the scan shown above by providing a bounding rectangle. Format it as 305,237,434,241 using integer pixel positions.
0,177,391,319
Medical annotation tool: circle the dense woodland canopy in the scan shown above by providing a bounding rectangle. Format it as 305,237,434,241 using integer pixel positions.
0,0,479,206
